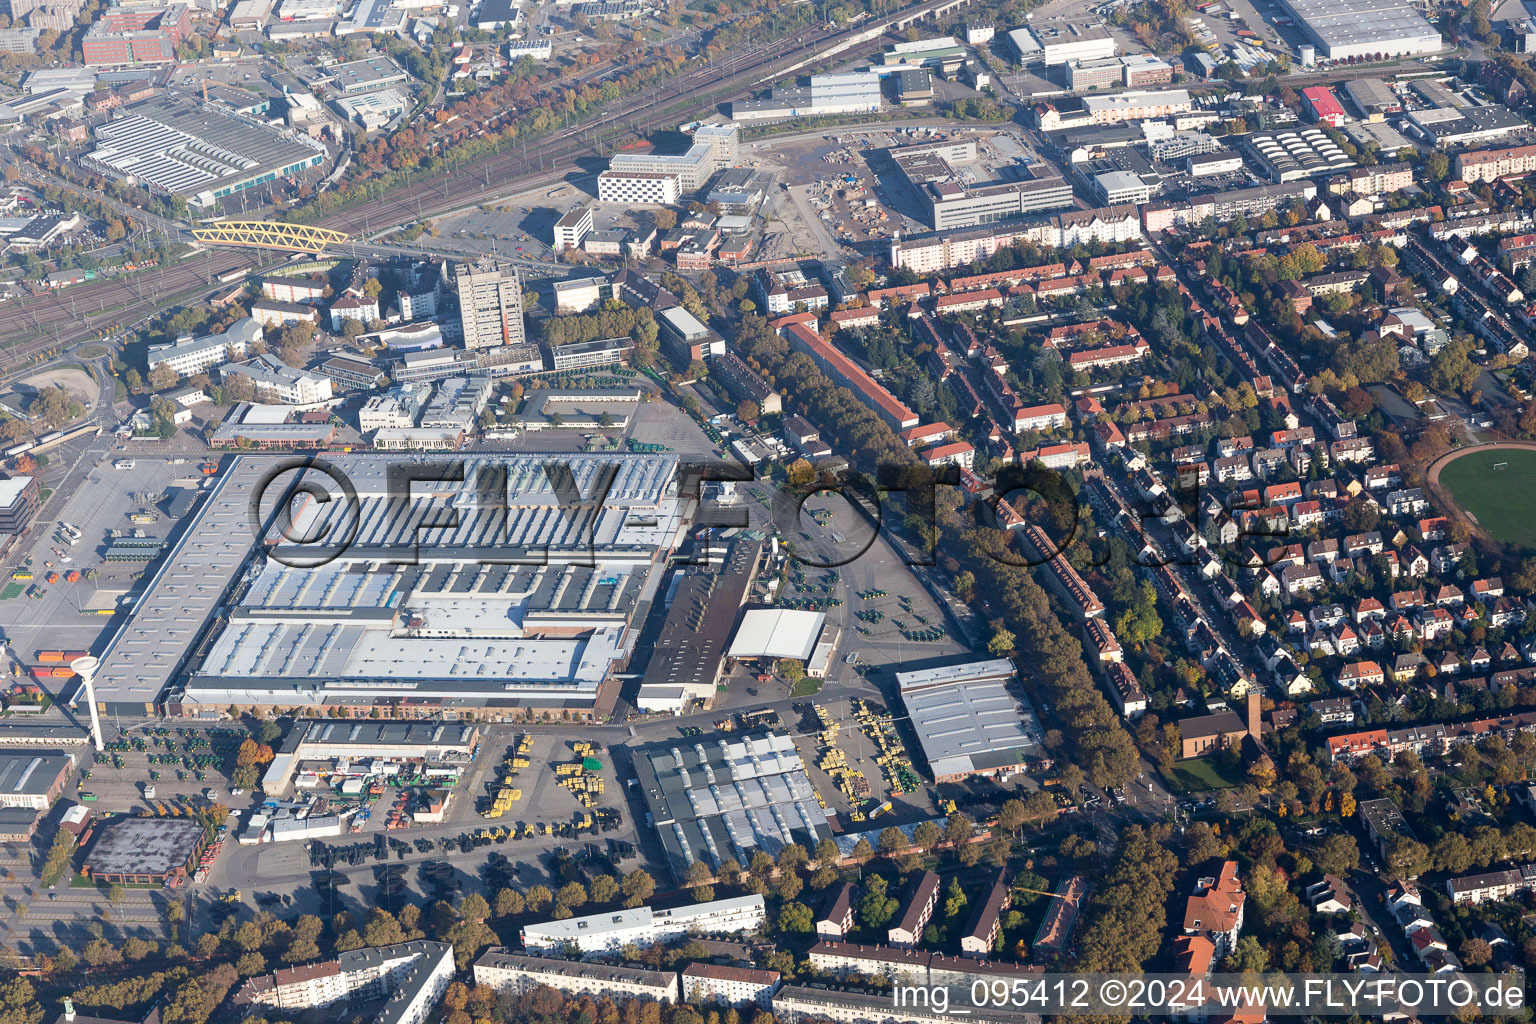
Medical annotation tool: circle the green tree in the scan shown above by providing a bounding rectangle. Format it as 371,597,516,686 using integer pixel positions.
493,887,524,918
524,884,553,913
589,875,619,904
777,900,814,935
620,869,654,908
554,881,586,911
858,875,898,928
1223,934,1270,973
40,829,75,887
459,892,490,922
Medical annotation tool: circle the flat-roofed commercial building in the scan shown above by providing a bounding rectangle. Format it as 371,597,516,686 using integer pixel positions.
553,206,593,252
0,476,40,536
548,336,633,370
473,951,680,1001
82,816,207,885
659,306,725,364
1277,0,1441,59
890,139,1073,230
149,317,262,377
98,454,688,717
605,123,737,191
597,171,682,205
896,660,1045,782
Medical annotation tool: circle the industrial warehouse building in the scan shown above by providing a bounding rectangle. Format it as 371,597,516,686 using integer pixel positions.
261,720,482,796
726,608,838,678
83,816,208,885
0,751,72,811
82,95,327,208
895,660,1045,782
632,731,831,879
1004,22,1116,65
634,540,764,715
730,71,883,122
1276,0,1441,59
93,454,690,717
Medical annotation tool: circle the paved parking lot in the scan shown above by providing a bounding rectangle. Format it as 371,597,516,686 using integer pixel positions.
0,456,212,693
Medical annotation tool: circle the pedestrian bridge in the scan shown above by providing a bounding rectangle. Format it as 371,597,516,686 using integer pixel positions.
189,221,348,255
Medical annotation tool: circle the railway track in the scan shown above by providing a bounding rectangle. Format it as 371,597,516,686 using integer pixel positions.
313,0,964,235
0,0,959,357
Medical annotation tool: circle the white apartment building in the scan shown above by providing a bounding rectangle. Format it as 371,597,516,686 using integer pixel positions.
149,317,263,377
237,941,453,1024
681,964,781,1009
554,206,594,252
597,171,682,205
806,942,931,984
1455,144,1536,184
774,985,971,1024
262,276,327,304
473,950,680,1002
376,943,455,1024
329,293,379,332
520,895,766,953
221,354,334,406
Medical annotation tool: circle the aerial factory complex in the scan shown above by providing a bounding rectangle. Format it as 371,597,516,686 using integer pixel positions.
9,0,1536,1019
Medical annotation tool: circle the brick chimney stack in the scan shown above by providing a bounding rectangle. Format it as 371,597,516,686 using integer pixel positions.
1247,690,1262,739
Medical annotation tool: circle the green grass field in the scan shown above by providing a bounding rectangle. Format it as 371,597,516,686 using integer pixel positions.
1438,449,1536,550
1160,757,1243,793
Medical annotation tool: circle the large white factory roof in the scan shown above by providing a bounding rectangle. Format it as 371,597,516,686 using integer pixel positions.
97,454,684,713
726,609,826,662
896,660,1044,778
1279,0,1441,57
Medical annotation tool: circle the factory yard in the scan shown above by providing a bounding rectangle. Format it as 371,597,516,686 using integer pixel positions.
0,456,213,704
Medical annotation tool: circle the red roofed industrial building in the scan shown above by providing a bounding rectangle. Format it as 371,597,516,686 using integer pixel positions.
1302,86,1348,128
